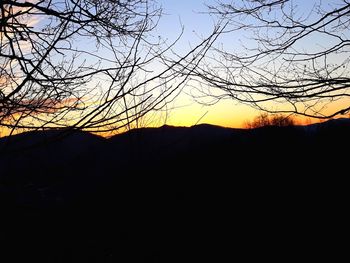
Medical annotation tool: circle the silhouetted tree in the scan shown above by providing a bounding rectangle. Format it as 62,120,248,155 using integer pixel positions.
191,0,350,119
245,113,295,128
0,0,220,136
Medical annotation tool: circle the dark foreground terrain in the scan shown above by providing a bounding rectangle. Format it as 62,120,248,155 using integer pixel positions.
0,119,348,262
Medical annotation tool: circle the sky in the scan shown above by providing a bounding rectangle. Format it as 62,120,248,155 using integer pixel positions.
1,0,349,138
151,1,271,128
153,0,259,128
152,0,350,128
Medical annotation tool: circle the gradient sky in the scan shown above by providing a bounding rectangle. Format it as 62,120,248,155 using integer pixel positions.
153,0,259,128
1,0,348,138
152,0,272,128
151,0,349,128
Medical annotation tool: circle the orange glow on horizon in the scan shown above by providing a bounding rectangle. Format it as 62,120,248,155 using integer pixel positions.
1,96,350,138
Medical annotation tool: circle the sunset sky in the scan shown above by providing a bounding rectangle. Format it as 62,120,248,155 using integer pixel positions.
149,0,349,128
1,0,349,137
155,0,259,128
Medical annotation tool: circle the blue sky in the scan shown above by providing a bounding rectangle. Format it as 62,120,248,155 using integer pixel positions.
156,1,217,51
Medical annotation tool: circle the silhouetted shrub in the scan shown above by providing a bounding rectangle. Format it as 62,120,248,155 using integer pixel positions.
245,113,295,128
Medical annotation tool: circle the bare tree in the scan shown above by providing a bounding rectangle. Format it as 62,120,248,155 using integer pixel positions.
0,0,220,137
190,0,350,119
245,113,295,128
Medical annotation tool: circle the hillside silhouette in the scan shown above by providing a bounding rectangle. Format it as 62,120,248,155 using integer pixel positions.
1,119,348,262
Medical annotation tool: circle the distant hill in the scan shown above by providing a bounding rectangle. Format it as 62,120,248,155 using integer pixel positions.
1,118,349,186
1,117,348,157
0,118,349,262
1,117,349,190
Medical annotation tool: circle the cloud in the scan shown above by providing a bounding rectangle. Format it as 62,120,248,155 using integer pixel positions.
0,1,42,52
1,97,83,122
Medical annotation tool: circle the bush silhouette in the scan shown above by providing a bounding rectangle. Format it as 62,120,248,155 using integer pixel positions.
245,113,295,129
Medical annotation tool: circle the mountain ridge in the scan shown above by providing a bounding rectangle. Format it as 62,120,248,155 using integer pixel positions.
0,118,348,262
1,117,349,147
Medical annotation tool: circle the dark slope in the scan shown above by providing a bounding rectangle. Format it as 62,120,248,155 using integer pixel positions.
101,124,239,173
0,130,105,211
0,119,348,262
